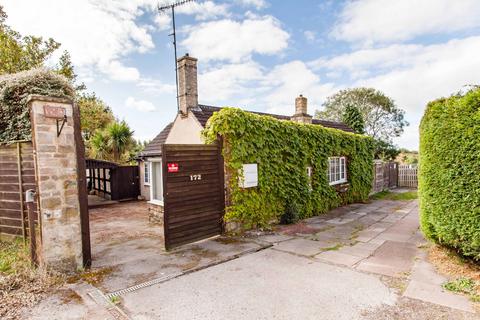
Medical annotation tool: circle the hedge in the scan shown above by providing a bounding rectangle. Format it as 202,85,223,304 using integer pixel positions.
203,108,374,228
419,88,480,260
0,69,74,143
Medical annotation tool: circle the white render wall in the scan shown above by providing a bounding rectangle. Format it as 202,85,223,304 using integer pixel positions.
165,112,204,144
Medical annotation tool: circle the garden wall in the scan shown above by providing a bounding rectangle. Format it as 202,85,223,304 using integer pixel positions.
203,108,374,228
419,88,480,260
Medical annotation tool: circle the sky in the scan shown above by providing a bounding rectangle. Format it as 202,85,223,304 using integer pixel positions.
3,0,480,150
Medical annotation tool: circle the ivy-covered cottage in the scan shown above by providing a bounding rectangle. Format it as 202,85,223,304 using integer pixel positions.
138,54,373,236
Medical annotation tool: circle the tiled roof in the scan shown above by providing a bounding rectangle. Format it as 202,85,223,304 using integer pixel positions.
138,122,173,157
192,105,354,132
140,105,354,158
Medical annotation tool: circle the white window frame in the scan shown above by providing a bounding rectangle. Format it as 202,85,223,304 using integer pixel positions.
306,166,313,191
143,161,151,186
328,156,347,185
148,158,164,206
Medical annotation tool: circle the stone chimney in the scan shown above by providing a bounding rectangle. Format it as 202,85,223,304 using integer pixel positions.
291,94,312,124
177,54,198,116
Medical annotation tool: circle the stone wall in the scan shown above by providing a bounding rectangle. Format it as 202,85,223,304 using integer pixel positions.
28,95,83,271
148,204,165,249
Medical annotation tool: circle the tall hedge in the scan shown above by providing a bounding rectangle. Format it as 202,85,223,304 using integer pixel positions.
0,69,74,143
419,88,480,260
203,108,374,228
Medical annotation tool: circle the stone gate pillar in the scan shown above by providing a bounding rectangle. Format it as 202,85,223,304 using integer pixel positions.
28,95,86,272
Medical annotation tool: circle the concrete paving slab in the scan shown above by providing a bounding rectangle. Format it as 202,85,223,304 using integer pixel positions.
273,238,331,256
355,241,418,277
327,217,356,225
404,280,474,313
256,234,294,244
120,249,397,320
315,250,365,266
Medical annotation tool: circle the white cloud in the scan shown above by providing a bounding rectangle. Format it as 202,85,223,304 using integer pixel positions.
137,78,176,95
154,14,171,31
262,61,337,115
238,0,268,10
175,1,230,20
304,30,316,42
199,61,264,102
310,36,480,149
125,96,156,112
333,0,480,45
2,0,159,82
181,16,289,62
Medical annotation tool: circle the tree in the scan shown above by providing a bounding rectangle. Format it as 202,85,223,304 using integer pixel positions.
341,104,364,134
55,51,85,91
78,93,115,140
106,121,134,162
90,121,135,163
316,88,408,142
0,6,60,75
374,140,400,161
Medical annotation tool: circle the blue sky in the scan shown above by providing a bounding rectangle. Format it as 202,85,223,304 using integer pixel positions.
3,0,480,150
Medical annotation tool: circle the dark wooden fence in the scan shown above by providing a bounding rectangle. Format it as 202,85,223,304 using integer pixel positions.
0,141,38,238
372,161,399,194
86,159,139,201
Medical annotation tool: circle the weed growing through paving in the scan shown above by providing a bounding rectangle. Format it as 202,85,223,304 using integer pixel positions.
443,278,480,302
109,296,121,305
371,191,418,201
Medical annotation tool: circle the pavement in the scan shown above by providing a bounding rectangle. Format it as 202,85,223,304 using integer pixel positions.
21,192,479,319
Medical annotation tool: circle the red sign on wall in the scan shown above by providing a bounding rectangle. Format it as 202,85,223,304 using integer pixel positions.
167,163,179,173
43,105,66,118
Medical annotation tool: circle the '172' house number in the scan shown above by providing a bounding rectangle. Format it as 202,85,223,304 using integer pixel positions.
190,174,202,181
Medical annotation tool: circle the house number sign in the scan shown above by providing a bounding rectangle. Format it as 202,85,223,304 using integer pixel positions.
190,174,202,181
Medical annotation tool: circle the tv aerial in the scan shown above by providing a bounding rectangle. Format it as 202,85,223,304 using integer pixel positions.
158,0,196,113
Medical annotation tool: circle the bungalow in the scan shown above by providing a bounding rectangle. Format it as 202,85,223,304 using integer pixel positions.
137,54,353,212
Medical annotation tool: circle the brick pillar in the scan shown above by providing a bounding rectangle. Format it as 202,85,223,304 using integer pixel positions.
28,95,83,271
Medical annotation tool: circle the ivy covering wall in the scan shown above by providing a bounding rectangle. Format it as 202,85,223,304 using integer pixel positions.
419,88,480,260
203,108,374,228
0,68,74,143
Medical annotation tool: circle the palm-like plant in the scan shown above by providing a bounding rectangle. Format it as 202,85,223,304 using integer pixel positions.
89,130,111,161
105,121,134,162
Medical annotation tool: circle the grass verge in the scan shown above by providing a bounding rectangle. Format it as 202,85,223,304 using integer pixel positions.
371,190,418,201
0,239,63,320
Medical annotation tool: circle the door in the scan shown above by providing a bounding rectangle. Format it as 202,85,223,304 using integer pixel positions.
110,166,140,200
162,144,225,250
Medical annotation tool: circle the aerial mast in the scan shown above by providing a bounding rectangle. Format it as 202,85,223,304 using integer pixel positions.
158,0,196,113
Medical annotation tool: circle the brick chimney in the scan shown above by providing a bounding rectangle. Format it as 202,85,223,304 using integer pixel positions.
291,94,312,124
177,54,198,116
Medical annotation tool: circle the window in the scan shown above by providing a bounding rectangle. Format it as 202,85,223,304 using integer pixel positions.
306,166,313,191
144,162,150,185
328,157,347,185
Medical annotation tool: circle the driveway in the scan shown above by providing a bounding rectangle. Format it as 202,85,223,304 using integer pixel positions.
22,193,478,319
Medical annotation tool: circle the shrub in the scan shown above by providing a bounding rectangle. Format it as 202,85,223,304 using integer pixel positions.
419,88,480,260
203,108,374,228
280,201,300,225
0,68,74,143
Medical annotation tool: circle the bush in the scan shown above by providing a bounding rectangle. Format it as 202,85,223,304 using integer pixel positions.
280,202,300,225
0,68,74,143
203,108,374,228
419,88,480,260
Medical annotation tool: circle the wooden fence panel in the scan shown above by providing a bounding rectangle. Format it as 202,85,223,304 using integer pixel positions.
398,165,418,188
0,142,38,238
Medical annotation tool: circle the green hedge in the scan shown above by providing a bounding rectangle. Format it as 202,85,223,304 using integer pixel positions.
203,108,374,228
0,69,74,143
419,88,480,260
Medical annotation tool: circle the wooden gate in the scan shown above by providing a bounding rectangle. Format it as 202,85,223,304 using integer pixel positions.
162,144,225,249
110,166,140,200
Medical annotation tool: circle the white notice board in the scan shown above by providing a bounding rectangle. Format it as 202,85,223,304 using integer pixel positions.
239,163,258,188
